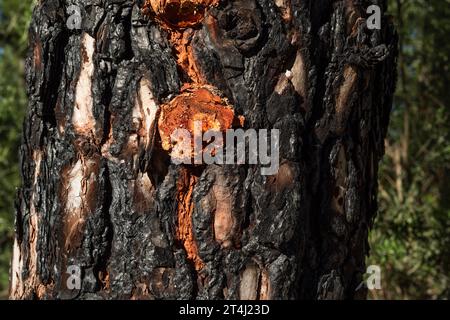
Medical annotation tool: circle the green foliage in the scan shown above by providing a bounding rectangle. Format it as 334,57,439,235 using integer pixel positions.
368,0,450,299
0,0,33,298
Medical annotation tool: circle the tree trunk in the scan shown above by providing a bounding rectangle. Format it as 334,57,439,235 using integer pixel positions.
10,0,397,300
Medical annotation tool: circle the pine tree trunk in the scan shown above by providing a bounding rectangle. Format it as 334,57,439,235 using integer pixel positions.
10,0,397,300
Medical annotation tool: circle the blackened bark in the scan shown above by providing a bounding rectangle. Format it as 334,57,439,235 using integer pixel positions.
10,0,397,300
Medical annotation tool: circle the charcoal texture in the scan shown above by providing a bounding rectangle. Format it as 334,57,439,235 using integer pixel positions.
10,0,397,300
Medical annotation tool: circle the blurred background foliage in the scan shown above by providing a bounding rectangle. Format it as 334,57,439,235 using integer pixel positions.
368,0,450,299
0,0,448,299
0,0,33,298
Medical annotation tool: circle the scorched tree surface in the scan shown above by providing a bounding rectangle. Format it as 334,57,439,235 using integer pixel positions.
10,0,397,300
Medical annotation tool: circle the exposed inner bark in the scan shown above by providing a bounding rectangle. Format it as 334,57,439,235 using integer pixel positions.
73,34,96,138
176,168,203,271
143,0,219,28
158,85,236,153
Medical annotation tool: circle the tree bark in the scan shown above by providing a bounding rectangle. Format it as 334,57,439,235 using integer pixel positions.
10,0,397,300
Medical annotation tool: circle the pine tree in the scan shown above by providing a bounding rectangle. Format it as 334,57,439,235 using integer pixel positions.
10,0,396,299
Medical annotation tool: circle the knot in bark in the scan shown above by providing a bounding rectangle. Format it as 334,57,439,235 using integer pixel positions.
215,0,264,55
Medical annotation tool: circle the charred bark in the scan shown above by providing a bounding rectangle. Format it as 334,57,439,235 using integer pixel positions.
10,0,397,300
